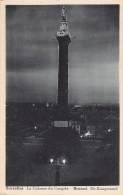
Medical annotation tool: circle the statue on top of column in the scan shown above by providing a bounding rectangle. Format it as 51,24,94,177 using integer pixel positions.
61,6,67,21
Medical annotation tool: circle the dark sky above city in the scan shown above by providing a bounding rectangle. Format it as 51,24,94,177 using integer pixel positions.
6,5,119,104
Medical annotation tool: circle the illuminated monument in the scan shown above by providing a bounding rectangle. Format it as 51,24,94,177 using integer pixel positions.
47,7,80,162
57,6,71,108
54,6,71,125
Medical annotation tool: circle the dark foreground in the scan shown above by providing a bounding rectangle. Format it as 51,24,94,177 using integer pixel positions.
6,103,119,186
6,138,118,186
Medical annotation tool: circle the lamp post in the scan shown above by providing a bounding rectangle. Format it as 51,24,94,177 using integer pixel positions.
49,157,67,185
55,165,60,185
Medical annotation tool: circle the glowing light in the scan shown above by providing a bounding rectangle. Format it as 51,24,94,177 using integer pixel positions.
32,103,35,107
84,131,92,137
50,158,54,164
46,103,49,107
62,159,66,164
34,126,37,130
107,128,112,133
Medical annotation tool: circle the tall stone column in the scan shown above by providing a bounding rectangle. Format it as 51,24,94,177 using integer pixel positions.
56,7,71,117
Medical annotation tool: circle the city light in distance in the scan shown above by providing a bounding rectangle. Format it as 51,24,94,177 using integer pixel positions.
34,126,37,130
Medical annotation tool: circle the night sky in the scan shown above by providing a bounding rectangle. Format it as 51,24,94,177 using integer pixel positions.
6,5,119,104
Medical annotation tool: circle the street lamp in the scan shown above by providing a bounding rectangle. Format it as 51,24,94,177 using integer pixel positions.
49,158,54,164
62,159,66,165
49,156,67,185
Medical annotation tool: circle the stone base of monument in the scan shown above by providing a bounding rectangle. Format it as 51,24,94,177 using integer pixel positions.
52,120,72,128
